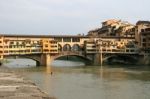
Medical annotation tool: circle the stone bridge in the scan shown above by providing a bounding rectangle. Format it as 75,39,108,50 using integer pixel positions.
4,51,92,66
0,34,142,66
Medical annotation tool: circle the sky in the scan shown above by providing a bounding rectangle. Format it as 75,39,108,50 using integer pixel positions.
0,0,149,35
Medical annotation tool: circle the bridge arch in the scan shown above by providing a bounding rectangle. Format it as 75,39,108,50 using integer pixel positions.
72,44,81,51
51,53,92,65
63,44,71,51
4,55,42,66
20,56,41,66
103,54,138,64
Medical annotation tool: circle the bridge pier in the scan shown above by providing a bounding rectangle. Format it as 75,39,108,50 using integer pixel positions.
93,53,103,66
36,54,52,66
36,61,41,67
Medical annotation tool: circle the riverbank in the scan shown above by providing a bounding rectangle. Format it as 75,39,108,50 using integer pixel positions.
0,66,55,99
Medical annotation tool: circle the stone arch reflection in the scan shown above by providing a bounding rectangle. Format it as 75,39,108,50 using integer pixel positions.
63,44,71,51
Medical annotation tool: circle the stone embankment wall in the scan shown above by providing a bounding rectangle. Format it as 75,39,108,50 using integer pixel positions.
0,66,55,99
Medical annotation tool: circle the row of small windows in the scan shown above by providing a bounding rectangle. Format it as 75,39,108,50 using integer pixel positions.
142,38,150,42
0,49,61,54
43,49,57,52
54,38,80,42
44,44,57,48
141,28,150,32
142,43,150,47
9,41,41,45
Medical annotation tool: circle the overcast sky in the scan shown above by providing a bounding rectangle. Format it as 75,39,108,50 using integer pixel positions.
0,0,149,35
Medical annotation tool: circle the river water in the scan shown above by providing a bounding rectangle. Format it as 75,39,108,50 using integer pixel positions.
4,59,150,99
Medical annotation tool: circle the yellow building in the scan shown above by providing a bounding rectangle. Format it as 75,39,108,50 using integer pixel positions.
0,36,59,60
42,39,58,54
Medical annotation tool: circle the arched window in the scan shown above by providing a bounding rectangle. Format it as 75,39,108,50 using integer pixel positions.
72,44,80,51
63,44,71,51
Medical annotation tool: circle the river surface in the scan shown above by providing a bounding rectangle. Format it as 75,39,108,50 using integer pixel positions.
4,59,150,99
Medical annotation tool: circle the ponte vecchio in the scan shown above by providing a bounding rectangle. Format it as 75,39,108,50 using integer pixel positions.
0,34,141,66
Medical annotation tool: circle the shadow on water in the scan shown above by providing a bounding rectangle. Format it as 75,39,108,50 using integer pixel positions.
3,58,36,68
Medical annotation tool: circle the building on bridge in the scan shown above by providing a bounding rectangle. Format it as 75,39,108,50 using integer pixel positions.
0,36,59,59
140,28,150,54
135,21,150,54
84,37,139,54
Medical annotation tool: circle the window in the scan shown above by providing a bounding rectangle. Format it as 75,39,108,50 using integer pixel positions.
51,45,57,47
142,38,146,42
4,51,8,53
126,49,129,52
50,41,57,44
72,38,80,42
4,46,8,48
143,43,146,47
54,38,62,42
45,44,48,47
10,42,14,44
44,49,49,52
141,29,144,32
63,38,71,42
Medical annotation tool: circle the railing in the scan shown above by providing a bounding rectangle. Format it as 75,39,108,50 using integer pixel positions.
59,51,82,55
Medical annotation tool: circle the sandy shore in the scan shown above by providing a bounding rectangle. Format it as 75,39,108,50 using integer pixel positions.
0,66,55,99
